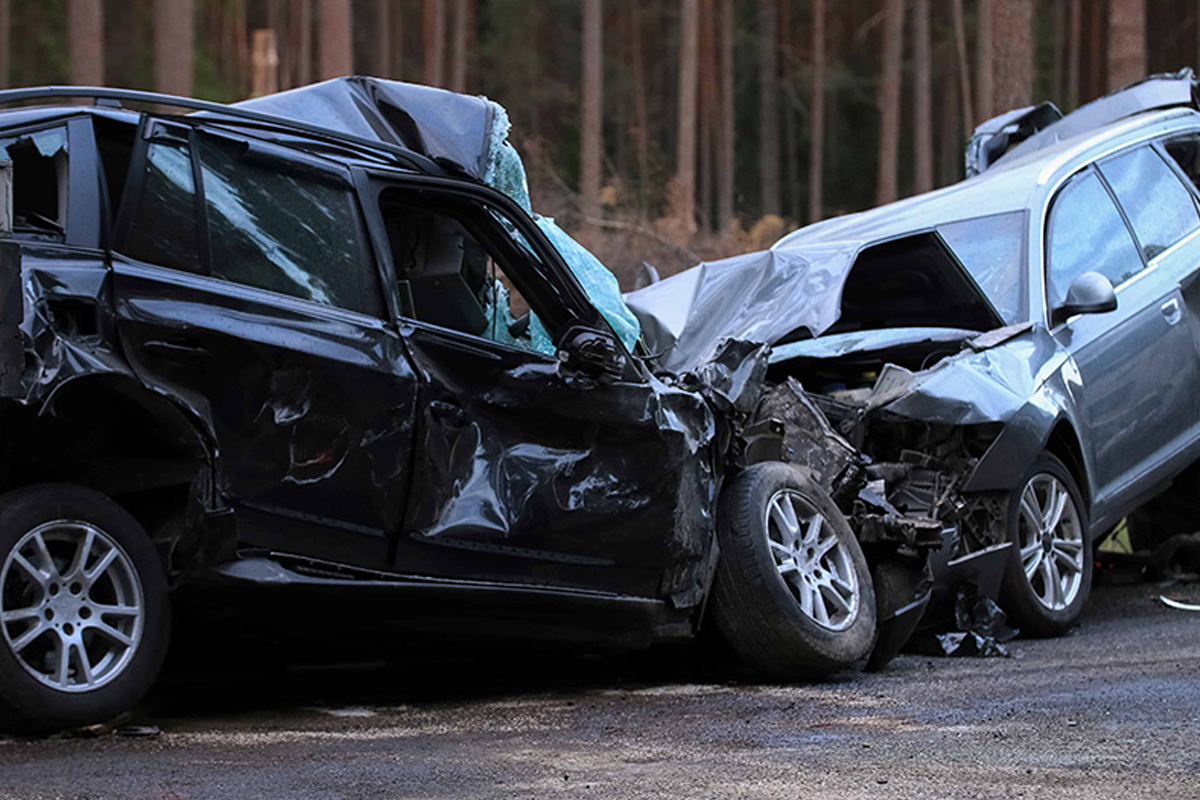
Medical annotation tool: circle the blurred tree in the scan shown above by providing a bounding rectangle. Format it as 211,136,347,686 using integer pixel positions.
716,0,734,230
376,0,391,78
877,0,903,205
673,0,698,235
449,0,472,91
951,0,973,136
976,0,993,120
912,0,932,194
757,0,779,217
1108,0,1145,89
69,0,104,85
0,0,9,88
580,0,603,224
156,0,195,96
319,0,352,78
808,0,825,222
424,0,445,86
992,0,1034,111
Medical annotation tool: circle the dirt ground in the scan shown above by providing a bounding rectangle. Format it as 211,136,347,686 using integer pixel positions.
2,580,1198,800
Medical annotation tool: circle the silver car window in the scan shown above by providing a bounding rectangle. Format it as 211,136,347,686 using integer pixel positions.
1046,170,1143,309
938,211,1026,325
1099,145,1200,261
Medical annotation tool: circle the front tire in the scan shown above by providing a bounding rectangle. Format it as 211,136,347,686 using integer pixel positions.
1000,454,1091,637
712,463,876,678
0,485,170,735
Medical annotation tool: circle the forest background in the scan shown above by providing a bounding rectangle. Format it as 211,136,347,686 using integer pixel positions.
0,0,1179,285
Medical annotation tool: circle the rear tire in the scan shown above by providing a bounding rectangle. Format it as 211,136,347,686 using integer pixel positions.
712,463,876,679
1000,454,1091,637
0,484,170,735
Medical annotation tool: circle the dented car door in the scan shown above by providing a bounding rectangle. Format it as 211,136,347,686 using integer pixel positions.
366,178,719,604
110,121,419,569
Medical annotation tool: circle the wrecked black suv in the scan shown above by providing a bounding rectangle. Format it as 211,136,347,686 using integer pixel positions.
0,79,909,734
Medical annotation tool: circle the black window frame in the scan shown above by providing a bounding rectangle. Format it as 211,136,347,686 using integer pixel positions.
359,171,613,351
0,115,101,248
112,115,389,319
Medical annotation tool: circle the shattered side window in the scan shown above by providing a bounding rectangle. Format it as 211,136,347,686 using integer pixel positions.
1100,146,1200,261
122,140,204,274
1046,170,1144,309
197,134,381,317
938,212,1027,325
0,126,68,238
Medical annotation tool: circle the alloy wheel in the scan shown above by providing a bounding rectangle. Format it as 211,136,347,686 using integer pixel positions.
764,489,859,631
0,520,144,693
1016,474,1085,612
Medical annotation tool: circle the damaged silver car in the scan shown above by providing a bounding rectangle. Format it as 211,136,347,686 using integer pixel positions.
0,79,917,734
629,70,1200,639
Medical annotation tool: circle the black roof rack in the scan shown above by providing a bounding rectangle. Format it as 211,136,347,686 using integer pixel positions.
0,85,445,175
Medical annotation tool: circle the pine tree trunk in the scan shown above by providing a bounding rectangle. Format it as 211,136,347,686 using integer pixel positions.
992,0,1034,112
757,0,780,217
449,0,470,91
580,0,603,225
318,0,352,79
156,0,194,96
976,0,994,121
940,69,960,184
674,0,699,236
0,0,10,88
699,0,717,231
1108,0,1145,89
717,0,735,231
375,0,391,78
251,28,279,96
1067,0,1080,108
68,0,105,86
808,0,825,222
423,0,445,87
877,0,904,205
1052,0,1065,104
913,0,932,194
295,0,313,86
631,2,652,220
951,0,973,136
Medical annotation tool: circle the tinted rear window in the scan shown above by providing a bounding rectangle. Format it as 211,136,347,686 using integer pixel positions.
1100,146,1199,260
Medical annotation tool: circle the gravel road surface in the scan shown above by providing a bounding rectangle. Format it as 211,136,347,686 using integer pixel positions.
2,581,1198,799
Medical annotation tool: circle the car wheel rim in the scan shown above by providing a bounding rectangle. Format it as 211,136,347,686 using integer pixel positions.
764,489,859,631
0,520,144,693
1016,474,1085,612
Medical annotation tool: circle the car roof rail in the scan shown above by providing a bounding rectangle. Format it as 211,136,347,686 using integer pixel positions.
969,69,1200,175
0,84,445,175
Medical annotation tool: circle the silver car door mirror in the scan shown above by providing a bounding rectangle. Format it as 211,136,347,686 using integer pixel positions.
1054,271,1117,324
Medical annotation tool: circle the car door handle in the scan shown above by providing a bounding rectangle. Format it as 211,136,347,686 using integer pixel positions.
1162,298,1183,325
428,400,468,426
143,339,211,360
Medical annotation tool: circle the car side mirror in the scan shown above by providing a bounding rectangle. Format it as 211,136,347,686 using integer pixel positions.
557,325,626,381
1053,271,1117,325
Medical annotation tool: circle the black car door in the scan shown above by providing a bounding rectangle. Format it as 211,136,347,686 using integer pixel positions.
364,178,717,605
109,120,419,570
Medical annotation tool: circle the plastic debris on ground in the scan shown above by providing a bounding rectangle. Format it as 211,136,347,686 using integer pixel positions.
908,583,1018,658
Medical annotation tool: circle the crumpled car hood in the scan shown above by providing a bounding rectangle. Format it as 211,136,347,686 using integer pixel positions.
624,244,859,373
